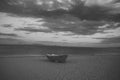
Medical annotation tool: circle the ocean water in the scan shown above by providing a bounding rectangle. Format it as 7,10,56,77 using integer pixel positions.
0,45,120,56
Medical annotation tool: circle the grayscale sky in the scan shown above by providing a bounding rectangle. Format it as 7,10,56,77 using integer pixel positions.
0,0,120,47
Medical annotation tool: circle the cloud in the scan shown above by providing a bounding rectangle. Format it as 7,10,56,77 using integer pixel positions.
0,32,18,37
15,27,52,33
107,3,120,14
97,22,120,33
83,0,115,6
1,24,13,28
1,0,120,21
82,0,120,15
101,37,120,43
0,5,120,47
42,17,106,35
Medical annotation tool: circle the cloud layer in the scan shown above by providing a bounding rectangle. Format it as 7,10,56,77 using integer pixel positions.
0,32,18,37
0,0,120,47
0,0,120,21
0,12,120,47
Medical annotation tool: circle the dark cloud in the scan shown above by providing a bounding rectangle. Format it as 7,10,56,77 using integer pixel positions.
1,0,120,21
0,32,18,37
97,22,120,33
15,27,52,33
102,37,120,43
1,24,13,28
14,17,105,35
42,16,106,35
13,14,119,35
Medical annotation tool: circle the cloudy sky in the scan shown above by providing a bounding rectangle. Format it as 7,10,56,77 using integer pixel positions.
0,0,120,47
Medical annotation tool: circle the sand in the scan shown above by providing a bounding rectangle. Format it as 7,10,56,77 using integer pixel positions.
0,55,120,80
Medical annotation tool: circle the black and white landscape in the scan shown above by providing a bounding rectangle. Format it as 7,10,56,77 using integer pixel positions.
0,0,120,80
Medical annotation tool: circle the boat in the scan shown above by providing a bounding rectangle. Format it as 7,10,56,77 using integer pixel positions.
46,54,68,63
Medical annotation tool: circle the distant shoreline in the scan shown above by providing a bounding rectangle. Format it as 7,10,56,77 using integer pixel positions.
0,45,120,56
0,53,120,58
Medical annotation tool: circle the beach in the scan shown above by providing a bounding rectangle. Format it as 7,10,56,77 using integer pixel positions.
0,55,120,80
0,45,120,80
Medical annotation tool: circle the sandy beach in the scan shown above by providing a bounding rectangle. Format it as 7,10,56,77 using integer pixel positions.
0,55,120,80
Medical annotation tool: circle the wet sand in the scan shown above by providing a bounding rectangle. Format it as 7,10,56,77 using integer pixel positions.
0,55,120,80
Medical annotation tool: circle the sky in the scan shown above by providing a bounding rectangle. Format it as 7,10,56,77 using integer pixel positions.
0,0,120,47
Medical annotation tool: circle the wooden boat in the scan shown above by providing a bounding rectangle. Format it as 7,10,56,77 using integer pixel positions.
46,54,68,63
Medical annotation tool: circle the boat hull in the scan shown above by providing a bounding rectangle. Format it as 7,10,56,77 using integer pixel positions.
46,54,68,63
